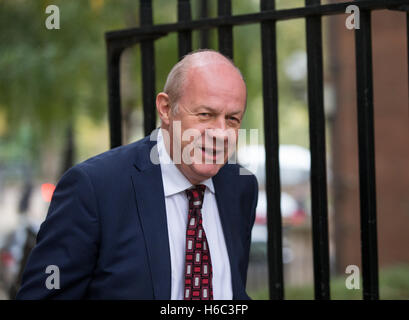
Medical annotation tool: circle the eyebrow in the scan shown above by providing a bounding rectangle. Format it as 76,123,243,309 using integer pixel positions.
197,105,243,116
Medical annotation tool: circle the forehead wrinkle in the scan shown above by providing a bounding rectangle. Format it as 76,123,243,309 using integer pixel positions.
197,104,243,116
196,104,219,112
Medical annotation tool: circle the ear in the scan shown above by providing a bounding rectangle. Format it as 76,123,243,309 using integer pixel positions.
156,92,172,126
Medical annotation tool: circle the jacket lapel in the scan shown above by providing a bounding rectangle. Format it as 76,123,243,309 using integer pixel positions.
213,166,245,300
130,137,171,300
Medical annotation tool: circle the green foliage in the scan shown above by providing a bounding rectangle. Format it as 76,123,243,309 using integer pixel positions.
0,0,311,170
1,1,98,132
0,0,135,167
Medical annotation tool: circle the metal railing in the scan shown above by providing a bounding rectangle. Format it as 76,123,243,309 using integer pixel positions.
105,0,409,300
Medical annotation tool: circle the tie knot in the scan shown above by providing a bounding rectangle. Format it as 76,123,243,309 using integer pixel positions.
186,184,206,209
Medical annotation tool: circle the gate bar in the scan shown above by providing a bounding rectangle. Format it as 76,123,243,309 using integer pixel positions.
199,0,210,49
106,45,124,149
305,0,331,300
407,11,409,125
140,0,157,136
354,3,379,300
106,0,409,42
260,0,284,301
178,0,192,58
217,0,233,59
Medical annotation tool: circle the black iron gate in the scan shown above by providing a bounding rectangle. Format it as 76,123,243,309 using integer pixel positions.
105,0,409,300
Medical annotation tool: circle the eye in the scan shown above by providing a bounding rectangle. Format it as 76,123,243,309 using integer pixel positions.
198,113,211,118
228,116,240,123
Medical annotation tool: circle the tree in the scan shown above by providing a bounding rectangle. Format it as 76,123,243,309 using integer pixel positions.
0,0,309,179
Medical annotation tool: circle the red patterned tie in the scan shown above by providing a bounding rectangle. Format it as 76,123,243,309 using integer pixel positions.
184,185,213,300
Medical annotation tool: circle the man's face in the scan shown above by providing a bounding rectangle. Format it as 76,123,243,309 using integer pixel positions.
166,62,247,185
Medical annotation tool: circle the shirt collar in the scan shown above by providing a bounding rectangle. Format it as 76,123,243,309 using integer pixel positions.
157,128,215,197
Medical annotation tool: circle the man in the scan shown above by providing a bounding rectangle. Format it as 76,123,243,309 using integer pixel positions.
16,49,258,300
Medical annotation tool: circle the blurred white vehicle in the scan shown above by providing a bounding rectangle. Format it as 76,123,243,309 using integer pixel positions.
251,190,308,243
237,144,310,187
237,144,310,245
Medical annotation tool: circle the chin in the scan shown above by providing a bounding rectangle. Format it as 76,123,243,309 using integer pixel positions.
191,163,223,181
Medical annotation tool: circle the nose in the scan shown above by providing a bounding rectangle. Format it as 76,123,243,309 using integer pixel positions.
207,117,227,139
205,118,234,149
210,114,227,131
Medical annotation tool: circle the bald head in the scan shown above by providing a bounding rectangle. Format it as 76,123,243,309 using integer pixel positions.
163,49,246,114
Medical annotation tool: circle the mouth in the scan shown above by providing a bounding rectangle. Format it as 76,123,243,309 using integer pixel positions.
201,147,224,162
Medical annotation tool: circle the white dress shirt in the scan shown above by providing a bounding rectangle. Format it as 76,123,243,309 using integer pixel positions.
156,128,233,300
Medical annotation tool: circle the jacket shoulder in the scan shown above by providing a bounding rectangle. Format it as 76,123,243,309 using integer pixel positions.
69,135,153,179
220,162,258,188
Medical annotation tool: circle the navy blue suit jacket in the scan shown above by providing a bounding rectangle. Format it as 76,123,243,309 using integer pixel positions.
16,131,258,300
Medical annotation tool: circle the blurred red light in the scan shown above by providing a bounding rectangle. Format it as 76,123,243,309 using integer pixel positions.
0,251,14,267
41,183,56,202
